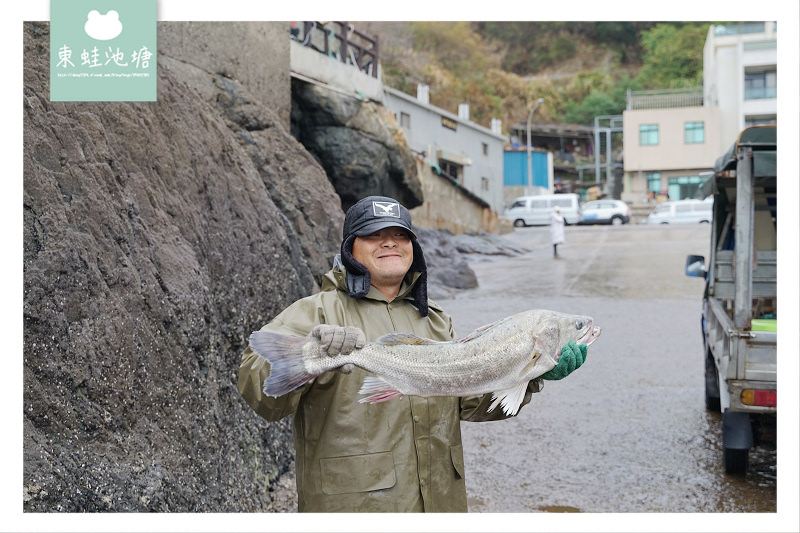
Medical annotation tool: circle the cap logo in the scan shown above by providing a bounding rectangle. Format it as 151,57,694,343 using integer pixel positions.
372,201,400,218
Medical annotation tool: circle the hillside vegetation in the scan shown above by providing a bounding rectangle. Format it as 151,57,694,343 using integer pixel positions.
359,21,711,130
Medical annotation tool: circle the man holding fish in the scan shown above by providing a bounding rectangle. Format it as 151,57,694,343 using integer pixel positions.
238,195,595,512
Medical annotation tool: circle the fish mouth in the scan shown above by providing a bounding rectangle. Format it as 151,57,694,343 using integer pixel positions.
578,324,601,346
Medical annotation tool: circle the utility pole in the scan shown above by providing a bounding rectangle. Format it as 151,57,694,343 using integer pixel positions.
526,98,544,195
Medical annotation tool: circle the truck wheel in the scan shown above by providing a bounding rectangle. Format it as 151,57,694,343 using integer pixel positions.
513,219,526,228
723,447,749,474
704,351,720,411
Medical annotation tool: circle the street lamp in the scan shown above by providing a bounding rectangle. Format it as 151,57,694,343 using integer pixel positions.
526,98,544,195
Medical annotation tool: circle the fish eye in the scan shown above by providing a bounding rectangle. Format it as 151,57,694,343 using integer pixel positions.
575,320,584,329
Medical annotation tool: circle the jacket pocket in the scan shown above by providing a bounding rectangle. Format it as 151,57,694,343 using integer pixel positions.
320,451,397,495
450,444,465,479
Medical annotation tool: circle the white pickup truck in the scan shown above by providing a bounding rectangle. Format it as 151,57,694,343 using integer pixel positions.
685,125,777,474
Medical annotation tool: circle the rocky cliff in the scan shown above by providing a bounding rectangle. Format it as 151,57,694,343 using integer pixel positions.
23,21,348,512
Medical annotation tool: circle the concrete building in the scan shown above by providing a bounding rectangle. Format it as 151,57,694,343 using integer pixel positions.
622,21,777,202
382,85,507,215
703,21,778,147
622,88,723,202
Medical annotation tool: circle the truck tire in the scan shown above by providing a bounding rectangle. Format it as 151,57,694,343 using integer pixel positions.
724,447,749,474
704,351,720,411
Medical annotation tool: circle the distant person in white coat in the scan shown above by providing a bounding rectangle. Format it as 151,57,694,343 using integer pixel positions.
550,206,565,257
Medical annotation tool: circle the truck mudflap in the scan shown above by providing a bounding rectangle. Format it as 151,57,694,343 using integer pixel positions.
722,410,753,449
722,410,754,474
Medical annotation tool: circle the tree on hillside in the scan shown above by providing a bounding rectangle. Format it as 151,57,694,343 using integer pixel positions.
634,23,709,89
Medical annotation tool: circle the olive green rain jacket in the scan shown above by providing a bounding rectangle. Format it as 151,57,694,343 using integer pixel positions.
238,265,538,512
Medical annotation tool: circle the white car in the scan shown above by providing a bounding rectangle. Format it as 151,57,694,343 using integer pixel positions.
578,199,631,225
646,199,713,224
503,193,582,227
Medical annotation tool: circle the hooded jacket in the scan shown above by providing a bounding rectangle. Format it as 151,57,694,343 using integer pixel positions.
238,264,538,512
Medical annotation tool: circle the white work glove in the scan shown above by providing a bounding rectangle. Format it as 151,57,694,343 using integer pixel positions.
310,325,366,374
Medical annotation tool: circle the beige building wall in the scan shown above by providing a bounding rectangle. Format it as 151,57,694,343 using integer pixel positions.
622,106,722,202
623,106,723,172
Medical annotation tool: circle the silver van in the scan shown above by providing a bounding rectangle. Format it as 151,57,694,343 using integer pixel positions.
646,198,713,224
503,194,581,227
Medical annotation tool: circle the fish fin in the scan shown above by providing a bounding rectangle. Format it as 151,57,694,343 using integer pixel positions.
249,331,316,397
358,376,406,403
375,332,441,346
487,382,529,416
456,315,512,343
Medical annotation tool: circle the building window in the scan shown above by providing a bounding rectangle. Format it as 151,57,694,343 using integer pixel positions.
639,124,659,146
668,175,705,200
684,122,705,144
438,160,463,183
647,173,661,194
482,142,489,156
400,112,411,129
745,68,777,100
481,177,489,191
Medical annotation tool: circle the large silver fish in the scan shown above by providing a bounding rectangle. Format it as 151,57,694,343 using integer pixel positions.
249,309,601,415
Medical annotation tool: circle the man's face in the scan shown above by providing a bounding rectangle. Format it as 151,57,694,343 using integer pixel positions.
352,227,414,291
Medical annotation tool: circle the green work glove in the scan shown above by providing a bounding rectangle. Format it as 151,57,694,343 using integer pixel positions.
540,341,588,380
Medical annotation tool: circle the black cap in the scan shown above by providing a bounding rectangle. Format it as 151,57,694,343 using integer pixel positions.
343,196,417,240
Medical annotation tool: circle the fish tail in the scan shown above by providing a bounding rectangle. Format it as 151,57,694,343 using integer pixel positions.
249,331,315,397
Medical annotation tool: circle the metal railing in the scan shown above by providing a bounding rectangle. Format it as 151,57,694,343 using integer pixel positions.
626,87,703,110
291,21,379,78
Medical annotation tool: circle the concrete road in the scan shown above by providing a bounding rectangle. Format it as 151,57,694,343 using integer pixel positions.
439,223,778,517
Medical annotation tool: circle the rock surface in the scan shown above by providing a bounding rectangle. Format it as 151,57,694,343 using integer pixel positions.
291,80,423,212
23,22,337,512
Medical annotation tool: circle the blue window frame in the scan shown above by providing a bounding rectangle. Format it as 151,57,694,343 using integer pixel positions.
639,124,659,146
647,173,661,193
684,121,705,144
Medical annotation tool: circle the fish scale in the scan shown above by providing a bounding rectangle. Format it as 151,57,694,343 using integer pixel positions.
249,308,601,416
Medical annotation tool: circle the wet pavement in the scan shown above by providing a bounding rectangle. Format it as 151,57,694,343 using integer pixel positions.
439,223,780,516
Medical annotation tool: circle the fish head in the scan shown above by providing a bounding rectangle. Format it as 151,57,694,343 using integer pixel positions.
527,310,601,356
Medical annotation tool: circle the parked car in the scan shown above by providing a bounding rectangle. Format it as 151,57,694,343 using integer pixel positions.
503,193,581,227
646,198,713,224
577,199,631,225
